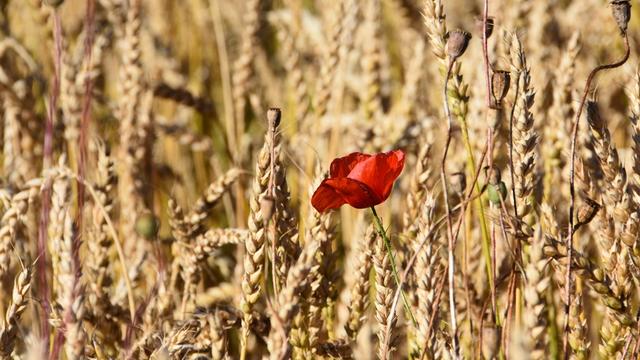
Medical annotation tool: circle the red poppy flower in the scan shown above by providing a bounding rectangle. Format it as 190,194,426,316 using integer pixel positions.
311,150,405,212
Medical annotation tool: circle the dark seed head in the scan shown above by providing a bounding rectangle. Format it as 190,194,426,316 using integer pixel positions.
491,70,511,108
451,171,467,195
611,0,631,34
475,17,495,39
576,198,601,227
446,29,472,60
267,108,281,129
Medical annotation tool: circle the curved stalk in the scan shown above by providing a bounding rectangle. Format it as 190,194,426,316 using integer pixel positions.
564,33,630,358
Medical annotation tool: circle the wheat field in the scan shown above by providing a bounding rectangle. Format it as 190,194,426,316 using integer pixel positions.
1,0,640,359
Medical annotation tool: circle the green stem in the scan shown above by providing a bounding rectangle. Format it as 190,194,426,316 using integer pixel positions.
370,207,417,326
458,117,499,325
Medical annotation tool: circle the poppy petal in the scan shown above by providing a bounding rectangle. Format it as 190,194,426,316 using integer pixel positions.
327,178,382,210
329,152,372,178
311,181,347,212
346,150,405,201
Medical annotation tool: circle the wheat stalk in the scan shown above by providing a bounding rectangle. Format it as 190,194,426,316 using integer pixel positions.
508,33,538,220
522,231,550,359
0,265,32,358
373,227,397,360
345,226,377,341
240,110,278,357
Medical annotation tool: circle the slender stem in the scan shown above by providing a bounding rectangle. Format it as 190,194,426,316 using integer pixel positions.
268,120,279,296
482,0,491,107
208,0,236,157
418,142,488,360
457,88,495,323
370,206,417,326
240,335,247,360
391,167,491,335
631,308,640,358
41,12,63,357
503,271,517,358
208,0,243,229
397,144,488,297
487,128,498,321
62,170,136,321
462,212,474,349
564,33,630,358
441,58,460,358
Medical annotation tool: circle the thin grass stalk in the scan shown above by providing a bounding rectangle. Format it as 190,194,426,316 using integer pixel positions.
207,0,236,161
36,8,64,354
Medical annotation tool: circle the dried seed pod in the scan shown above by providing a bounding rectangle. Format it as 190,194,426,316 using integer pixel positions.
475,17,495,39
267,108,281,129
481,322,499,360
491,70,511,108
486,165,501,185
485,166,506,205
451,171,467,195
446,29,472,60
260,195,276,225
610,0,631,34
575,198,601,230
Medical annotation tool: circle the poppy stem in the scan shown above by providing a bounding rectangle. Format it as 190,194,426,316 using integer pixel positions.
370,206,417,326
441,58,462,358
565,32,630,359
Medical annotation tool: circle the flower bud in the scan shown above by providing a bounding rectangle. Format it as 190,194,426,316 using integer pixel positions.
135,213,159,240
446,30,472,60
491,70,511,108
487,181,507,205
611,0,631,34
475,17,495,39
267,108,281,129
